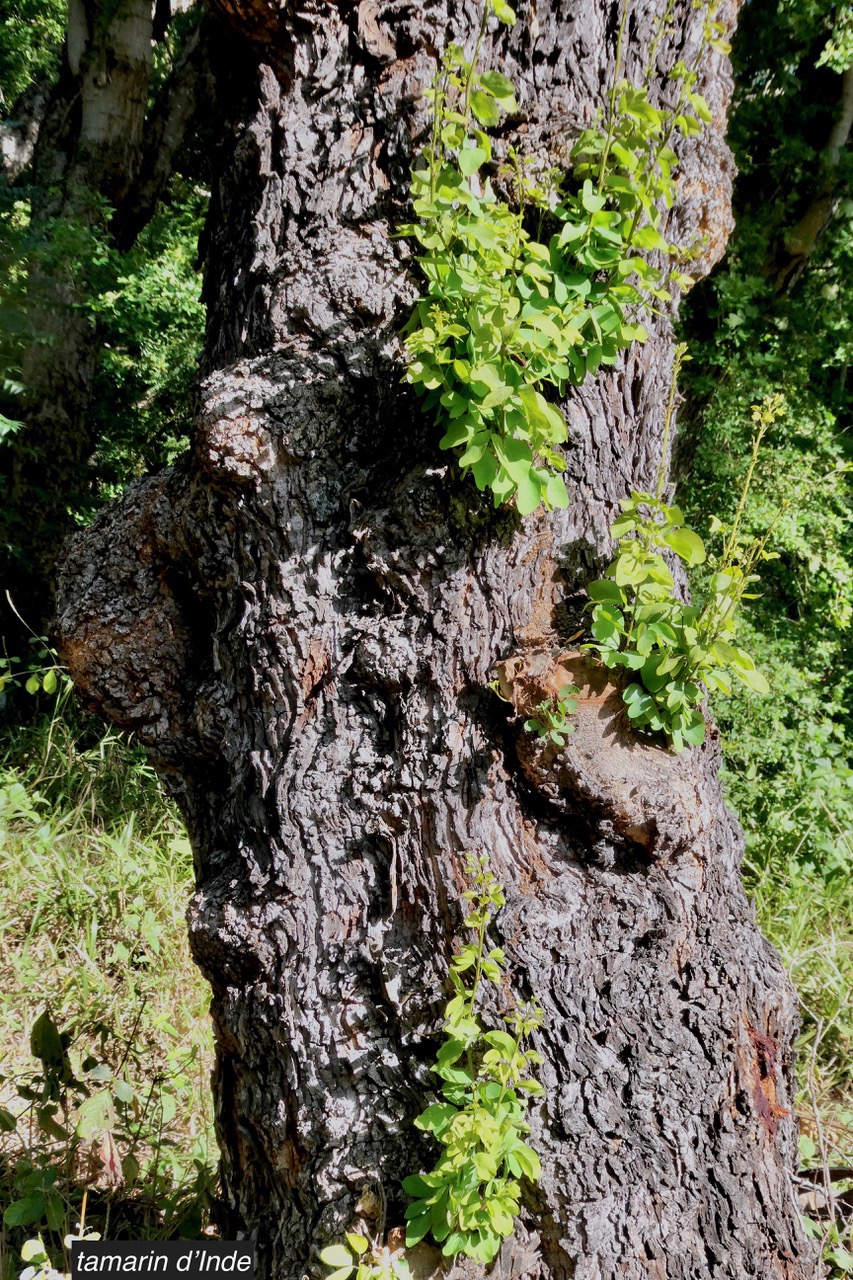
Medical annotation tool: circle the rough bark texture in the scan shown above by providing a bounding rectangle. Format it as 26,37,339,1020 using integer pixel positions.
57,3,817,1278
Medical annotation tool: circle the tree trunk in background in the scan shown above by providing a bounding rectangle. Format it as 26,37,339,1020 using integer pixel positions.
5,0,154,628
56,2,816,1277
1,0,212,639
769,63,853,292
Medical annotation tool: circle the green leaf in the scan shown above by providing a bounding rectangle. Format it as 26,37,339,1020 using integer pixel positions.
37,1106,68,1141
544,472,569,510
440,420,475,451
681,714,706,747
30,1009,65,1067
414,1103,457,1135
470,91,500,127
345,1234,368,1256
4,1195,45,1228
515,469,541,516
405,1213,433,1247
458,146,488,176
623,684,654,719
436,1037,466,1066
469,362,504,393
402,1174,433,1197
512,1141,542,1180
632,224,669,252
484,1029,517,1054
517,386,567,442
461,221,504,250
732,664,770,695
580,183,606,213
587,579,625,604
319,1245,354,1269
75,1090,116,1140
517,1079,546,1095
113,1079,134,1104
479,70,516,101
494,435,534,484
662,527,706,565
489,0,517,24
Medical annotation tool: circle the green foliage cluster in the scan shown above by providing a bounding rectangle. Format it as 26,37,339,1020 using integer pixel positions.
402,855,542,1264
0,0,207,598
588,396,782,752
0,182,205,534
403,0,721,514
680,0,853,859
523,683,579,746
0,637,69,703
321,857,543,1276
86,185,206,500
817,4,853,72
0,0,64,105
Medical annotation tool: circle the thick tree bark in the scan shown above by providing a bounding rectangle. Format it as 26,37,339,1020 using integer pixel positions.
57,2,817,1278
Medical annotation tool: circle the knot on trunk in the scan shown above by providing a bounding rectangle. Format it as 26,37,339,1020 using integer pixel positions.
494,648,714,861
55,465,213,771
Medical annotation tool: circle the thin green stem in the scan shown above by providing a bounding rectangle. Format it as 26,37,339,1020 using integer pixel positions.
721,420,768,568
656,342,687,499
428,66,448,205
495,1025,526,1111
462,3,491,126
467,912,489,1017
597,0,632,193
623,35,709,249
623,530,652,650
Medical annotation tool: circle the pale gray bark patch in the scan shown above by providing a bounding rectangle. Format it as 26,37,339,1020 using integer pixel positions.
0,81,49,181
57,2,817,1278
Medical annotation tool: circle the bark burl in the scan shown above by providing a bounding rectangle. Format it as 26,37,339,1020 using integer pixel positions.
56,2,816,1277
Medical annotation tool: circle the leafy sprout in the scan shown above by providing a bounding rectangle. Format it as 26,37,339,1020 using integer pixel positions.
586,394,784,752
523,684,580,746
402,854,544,1264
402,0,719,514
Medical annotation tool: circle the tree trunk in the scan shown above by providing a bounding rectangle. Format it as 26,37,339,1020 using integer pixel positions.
56,2,816,1277
768,63,853,292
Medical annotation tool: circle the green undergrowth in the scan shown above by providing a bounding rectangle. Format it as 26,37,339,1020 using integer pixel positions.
678,2,853,1263
680,310,853,1275
0,702,216,1279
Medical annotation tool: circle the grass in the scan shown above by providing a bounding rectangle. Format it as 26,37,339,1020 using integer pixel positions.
0,696,216,1278
738,768,853,1274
